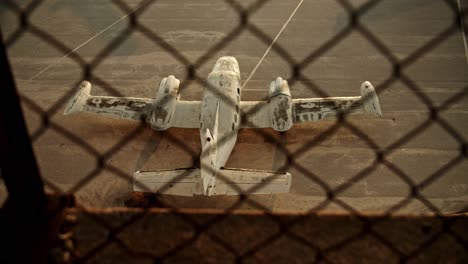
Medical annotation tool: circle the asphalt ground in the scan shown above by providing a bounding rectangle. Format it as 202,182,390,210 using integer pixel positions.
1,0,467,212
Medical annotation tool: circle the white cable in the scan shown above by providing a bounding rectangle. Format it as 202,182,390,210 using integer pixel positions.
29,0,151,80
457,0,468,65
242,0,304,88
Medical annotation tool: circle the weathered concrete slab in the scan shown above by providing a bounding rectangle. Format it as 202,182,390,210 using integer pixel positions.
0,0,467,211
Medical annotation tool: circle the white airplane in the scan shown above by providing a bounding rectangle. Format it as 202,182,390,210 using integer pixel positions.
64,56,382,196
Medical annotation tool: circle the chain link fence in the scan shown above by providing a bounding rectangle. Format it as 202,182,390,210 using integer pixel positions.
1,0,468,262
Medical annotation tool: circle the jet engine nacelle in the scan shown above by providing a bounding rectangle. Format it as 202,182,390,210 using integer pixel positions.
148,75,180,130
268,77,293,131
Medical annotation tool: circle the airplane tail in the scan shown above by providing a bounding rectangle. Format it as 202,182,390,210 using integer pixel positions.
199,101,220,194
134,168,202,196
210,168,291,195
134,168,291,196
360,81,382,117
64,81,91,115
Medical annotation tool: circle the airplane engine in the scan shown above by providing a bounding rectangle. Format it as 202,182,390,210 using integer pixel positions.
148,75,180,130
268,77,293,131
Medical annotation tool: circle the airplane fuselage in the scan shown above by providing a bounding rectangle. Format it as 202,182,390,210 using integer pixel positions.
199,57,241,193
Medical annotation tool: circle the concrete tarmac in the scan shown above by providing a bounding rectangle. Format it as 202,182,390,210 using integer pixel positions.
1,0,467,212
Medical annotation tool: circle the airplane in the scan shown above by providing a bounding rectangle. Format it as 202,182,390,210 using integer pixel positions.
64,56,382,196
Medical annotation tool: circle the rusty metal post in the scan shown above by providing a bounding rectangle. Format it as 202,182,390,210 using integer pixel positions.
0,30,64,264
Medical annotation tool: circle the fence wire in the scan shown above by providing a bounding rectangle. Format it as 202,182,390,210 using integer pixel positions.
1,0,468,263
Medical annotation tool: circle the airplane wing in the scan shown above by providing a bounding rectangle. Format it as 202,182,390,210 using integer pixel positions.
293,96,364,123
63,81,152,121
171,101,201,128
239,101,271,128
240,79,382,130
134,168,291,196
64,80,201,129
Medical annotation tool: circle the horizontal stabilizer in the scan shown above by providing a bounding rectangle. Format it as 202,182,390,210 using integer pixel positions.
211,168,292,196
134,168,201,196
134,168,292,196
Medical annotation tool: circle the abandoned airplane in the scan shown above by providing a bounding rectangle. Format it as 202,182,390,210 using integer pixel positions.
64,56,382,196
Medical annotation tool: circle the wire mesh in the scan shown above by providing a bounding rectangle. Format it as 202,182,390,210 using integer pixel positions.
1,0,468,262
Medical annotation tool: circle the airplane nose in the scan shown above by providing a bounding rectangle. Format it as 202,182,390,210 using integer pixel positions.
362,81,372,89
212,56,240,75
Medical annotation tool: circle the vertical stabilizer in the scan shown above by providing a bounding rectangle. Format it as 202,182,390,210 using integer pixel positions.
200,101,220,195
